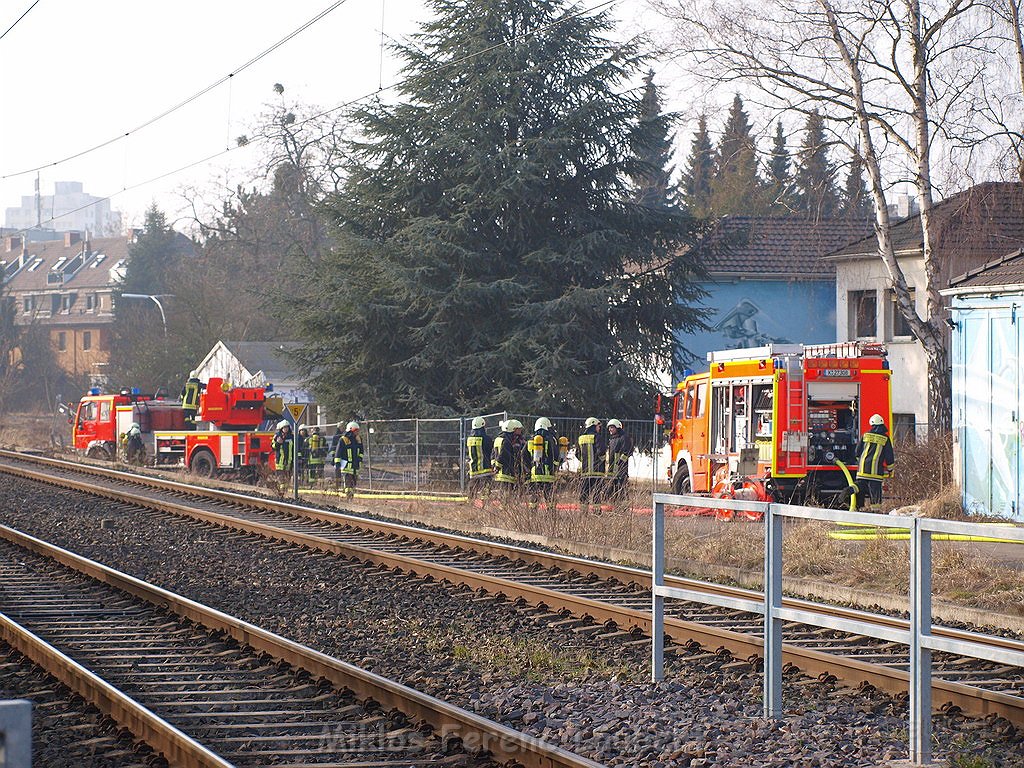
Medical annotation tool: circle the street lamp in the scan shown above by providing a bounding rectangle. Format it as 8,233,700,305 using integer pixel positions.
120,293,173,336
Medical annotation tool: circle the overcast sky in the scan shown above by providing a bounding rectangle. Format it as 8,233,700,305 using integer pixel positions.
0,0,677,235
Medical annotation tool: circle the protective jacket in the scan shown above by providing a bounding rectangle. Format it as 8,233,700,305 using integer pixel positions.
467,427,493,478
577,426,605,478
181,377,203,412
606,430,634,480
856,424,895,481
492,430,526,483
334,430,363,475
273,429,293,471
308,431,326,466
529,428,559,483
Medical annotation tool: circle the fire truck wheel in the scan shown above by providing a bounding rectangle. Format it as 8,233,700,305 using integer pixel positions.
189,450,216,478
86,446,112,461
671,466,691,495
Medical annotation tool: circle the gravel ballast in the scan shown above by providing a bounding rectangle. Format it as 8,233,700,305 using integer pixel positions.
0,475,1020,767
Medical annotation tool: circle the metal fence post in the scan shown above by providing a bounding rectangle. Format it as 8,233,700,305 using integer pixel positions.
365,421,372,492
910,517,933,764
459,417,466,494
414,419,420,494
0,699,31,768
764,503,783,718
651,497,665,681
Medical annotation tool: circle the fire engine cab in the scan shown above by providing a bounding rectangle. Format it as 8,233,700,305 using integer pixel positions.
665,342,892,504
71,377,281,478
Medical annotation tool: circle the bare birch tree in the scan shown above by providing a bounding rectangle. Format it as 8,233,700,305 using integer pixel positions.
658,0,1006,432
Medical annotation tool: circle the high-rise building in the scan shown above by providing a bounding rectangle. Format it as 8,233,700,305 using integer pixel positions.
4,181,122,236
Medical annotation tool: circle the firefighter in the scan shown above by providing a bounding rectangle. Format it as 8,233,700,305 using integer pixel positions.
296,427,310,484
852,413,896,512
122,422,145,465
272,420,293,476
605,419,634,501
577,417,605,506
307,426,326,483
180,371,205,425
529,417,559,504
334,421,363,499
466,416,493,500
492,419,527,496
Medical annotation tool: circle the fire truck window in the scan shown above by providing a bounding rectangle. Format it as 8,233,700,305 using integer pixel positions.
100,401,111,422
77,402,96,425
684,387,694,418
694,382,707,417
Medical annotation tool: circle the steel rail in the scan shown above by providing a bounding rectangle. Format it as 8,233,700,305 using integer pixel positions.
2,451,1022,724
0,611,232,768
0,522,603,768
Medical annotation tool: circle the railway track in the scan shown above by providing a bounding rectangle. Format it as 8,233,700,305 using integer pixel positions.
1,449,1022,729
0,521,602,768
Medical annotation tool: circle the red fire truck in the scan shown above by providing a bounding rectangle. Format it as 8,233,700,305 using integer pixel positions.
664,342,892,504
70,377,281,478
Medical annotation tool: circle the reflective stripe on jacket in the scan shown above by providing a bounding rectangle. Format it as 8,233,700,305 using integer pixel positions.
467,428,493,478
857,430,895,480
529,430,558,483
577,430,604,478
492,434,517,483
335,431,363,475
181,379,202,410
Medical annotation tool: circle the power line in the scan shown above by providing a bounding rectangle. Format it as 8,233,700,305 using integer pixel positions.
0,0,353,181
3,0,618,240
0,0,41,42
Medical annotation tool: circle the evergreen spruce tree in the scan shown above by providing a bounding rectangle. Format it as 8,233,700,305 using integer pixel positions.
766,120,795,213
679,114,715,217
709,95,766,215
841,149,873,218
793,111,840,219
290,0,706,418
632,70,675,209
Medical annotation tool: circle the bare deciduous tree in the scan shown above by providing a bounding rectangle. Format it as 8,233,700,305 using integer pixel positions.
658,0,1015,433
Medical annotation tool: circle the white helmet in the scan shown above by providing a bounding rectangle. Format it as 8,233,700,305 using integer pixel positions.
346,421,360,431
190,370,198,378
505,419,524,431
472,416,486,429
607,418,623,430
869,413,885,426
130,422,140,430
534,417,552,431
584,417,600,428
277,420,290,430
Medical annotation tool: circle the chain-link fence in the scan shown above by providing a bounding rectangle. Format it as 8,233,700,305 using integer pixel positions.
326,411,666,493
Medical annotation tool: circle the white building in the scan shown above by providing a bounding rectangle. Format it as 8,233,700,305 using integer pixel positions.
824,182,1024,437
5,181,122,236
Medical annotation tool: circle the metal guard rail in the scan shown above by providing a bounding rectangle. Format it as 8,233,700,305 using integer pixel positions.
651,492,1024,767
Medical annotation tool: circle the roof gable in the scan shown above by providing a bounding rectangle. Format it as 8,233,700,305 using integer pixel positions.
220,341,303,382
829,182,1024,262
947,248,1024,291
694,216,873,277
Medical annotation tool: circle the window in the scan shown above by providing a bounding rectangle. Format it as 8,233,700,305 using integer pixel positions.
849,290,877,338
22,296,35,313
85,294,96,311
61,293,74,313
694,382,707,418
893,413,917,443
888,289,915,339
57,332,67,351
82,331,92,351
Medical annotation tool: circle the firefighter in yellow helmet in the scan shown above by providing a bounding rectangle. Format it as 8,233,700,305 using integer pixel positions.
466,416,494,500
529,417,559,505
852,413,896,512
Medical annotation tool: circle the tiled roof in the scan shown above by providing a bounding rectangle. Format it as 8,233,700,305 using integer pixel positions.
828,182,1024,262
947,248,1024,290
693,216,874,277
221,341,302,382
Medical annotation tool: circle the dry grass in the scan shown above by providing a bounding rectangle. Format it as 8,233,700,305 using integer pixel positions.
886,432,956,510
0,412,59,451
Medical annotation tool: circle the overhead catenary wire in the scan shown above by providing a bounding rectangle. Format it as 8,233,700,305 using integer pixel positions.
2,0,618,240
0,0,41,43
0,0,354,181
